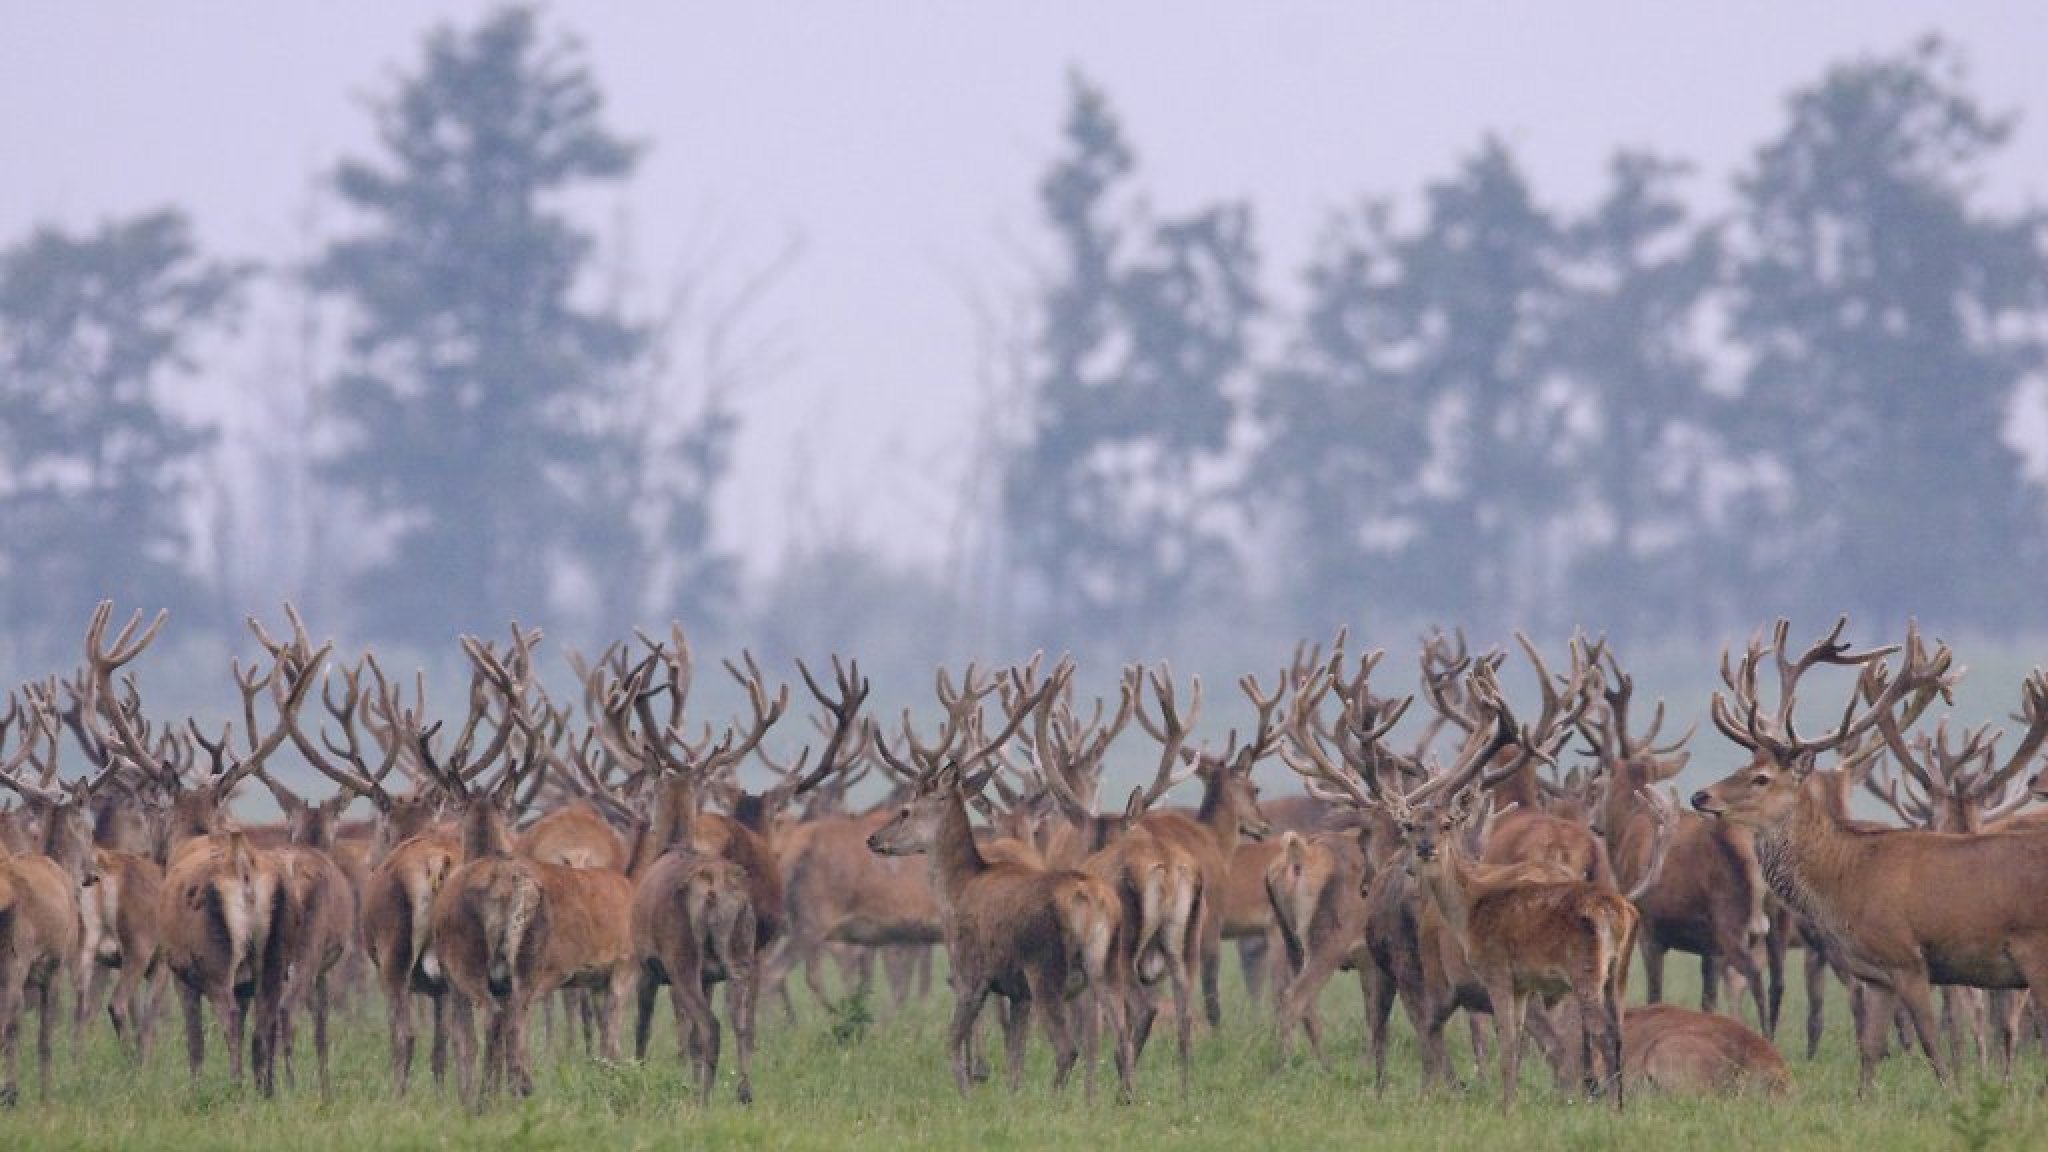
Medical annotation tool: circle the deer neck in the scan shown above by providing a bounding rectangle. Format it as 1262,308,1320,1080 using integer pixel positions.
458,800,514,862
1415,840,1478,945
633,778,699,875
1753,776,1861,932
1496,759,1544,812
1195,774,1241,852
41,808,92,883
928,789,989,908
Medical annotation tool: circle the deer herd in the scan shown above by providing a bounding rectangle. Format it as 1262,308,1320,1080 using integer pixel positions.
3,604,2048,1113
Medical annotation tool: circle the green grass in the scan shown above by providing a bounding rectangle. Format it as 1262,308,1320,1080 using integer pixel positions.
1,960,2043,1151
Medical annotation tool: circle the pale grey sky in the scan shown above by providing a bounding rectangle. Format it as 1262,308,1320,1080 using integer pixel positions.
5,2,2046,583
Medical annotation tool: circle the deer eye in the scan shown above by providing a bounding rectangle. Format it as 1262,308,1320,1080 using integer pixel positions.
1750,773,1772,787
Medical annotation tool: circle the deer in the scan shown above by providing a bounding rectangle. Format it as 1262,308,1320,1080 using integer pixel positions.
1026,658,1203,1096
1122,669,1280,1030
425,627,636,1106
0,690,108,1105
1689,616,2048,1093
1291,654,1672,1111
867,663,1135,1102
277,647,464,1098
1582,646,1777,1035
79,602,329,1096
612,647,865,1105
1622,1003,1790,1096
1858,668,2048,1077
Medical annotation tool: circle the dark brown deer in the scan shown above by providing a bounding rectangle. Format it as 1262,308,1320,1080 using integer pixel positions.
867,664,1135,1102
1689,617,2048,1092
1583,647,1775,1034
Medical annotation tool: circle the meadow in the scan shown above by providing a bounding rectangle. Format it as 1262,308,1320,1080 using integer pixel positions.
0,959,2039,1152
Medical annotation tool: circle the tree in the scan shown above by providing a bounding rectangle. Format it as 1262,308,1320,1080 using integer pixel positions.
1555,152,1721,640
1003,73,1259,651
0,209,243,666
1730,37,2048,628
315,5,727,643
1253,203,1435,632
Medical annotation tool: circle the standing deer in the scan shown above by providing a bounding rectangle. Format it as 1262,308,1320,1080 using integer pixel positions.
868,664,1135,1102
1690,617,2048,1092
1290,656,1670,1111
1028,659,1203,1096
0,693,106,1105
426,628,636,1107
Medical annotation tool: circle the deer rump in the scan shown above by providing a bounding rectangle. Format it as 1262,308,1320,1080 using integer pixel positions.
950,864,1114,1003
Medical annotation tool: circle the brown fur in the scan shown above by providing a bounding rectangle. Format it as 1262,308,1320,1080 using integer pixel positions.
519,801,628,871
868,768,1134,1102
362,830,460,1096
431,801,635,1106
1623,1003,1790,1095
0,801,90,1104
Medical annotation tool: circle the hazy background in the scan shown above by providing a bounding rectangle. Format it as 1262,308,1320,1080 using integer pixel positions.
4,2,2048,780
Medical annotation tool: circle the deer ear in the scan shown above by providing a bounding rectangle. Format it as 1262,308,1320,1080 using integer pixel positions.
1122,786,1147,823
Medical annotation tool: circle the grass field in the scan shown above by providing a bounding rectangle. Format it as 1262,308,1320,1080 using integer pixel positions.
0,958,2041,1152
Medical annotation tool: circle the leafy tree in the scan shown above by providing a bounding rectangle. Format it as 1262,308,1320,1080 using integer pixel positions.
1730,37,2048,628
315,5,726,642
1253,203,1434,632
0,209,243,665
1004,73,1259,651
1556,152,1721,640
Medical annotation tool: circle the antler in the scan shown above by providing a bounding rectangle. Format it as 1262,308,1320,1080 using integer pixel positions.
1711,617,1953,769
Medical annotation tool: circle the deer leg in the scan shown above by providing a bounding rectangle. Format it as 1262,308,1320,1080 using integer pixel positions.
1698,951,1721,1015
1891,971,1948,1087
1000,995,1030,1092
1493,984,1526,1114
1804,944,1829,1060
1727,936,1769,1033
1989,989,2020,1078
946,982,990,1097
0,978,20,1108
430,992,451,1088
33,977,54,1102
72,961,99,1061
730,943,758,1106
1763,916,1788,1040
1641,937,1665,1005
449,996,478,1108
1237,934,1269,1007
313,974,333,1099
1030,969,1081,1093
1365,963,1396,1094
386,973,416,1096
180,981,203,1082
634,971,660,1062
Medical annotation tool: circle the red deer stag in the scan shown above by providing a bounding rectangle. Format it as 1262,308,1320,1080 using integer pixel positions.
1689,617,2048,1092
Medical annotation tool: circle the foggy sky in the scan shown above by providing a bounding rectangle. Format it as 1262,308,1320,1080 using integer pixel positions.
5,2,2046,583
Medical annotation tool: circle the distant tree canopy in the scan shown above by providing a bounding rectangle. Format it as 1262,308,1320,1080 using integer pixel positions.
4,25,2046,676
0,209,243,665
313,4,732,645
1003,73,1260,651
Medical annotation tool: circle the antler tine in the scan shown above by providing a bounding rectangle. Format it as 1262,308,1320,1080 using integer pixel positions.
1409,661,1532,807
1231,672,1286,774
1974,668,2048,803
1029,664,1103,819
0,696,63,808
696,650,790,779
783,654,871,796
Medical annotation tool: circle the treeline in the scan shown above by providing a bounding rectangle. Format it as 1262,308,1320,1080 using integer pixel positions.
1,8,2042,678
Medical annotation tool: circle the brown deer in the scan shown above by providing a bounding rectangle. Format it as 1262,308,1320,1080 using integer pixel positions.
1583,648,1776,1034
1292,656,1670,1111
0,692,103,1105
1622,1003,1790,1096
81,603,328,1096
426,628,636,1106
1028,659,1203,1095
279,648,463,1097
1689,616,2048,1092
868,664,1135,1102
616,648,865,1105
